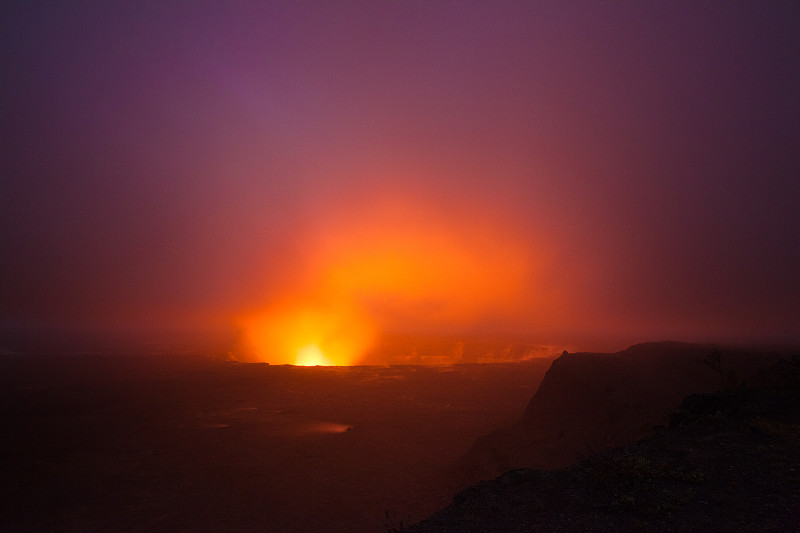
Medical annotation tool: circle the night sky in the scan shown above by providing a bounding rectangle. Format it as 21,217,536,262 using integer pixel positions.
2,1,799,354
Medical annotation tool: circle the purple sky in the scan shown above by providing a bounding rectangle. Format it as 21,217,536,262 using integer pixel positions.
2,1,799,351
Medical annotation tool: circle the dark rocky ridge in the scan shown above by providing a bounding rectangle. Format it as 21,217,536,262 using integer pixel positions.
457,342,787,486
408,384,800,532
409,342,800,532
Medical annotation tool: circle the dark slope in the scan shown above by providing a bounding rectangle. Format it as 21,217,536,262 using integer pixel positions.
409,381,800,532
0,355,554,532
456,342,787,486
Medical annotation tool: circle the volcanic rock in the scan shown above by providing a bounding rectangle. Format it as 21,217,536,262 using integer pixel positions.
456,341,787,485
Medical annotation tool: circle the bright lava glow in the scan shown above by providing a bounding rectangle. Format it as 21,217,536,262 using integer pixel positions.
296,343,333,366
240,199,540,365
242,300,375,365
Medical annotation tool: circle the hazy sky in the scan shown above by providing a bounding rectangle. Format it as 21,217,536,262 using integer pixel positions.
2,1,798,352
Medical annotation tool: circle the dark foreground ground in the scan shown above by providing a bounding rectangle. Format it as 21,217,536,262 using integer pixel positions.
408,384,800,532
0,353,554,532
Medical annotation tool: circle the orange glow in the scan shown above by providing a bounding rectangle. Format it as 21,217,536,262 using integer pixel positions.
296,343,331,366
242,299,376,365
241,196,547,364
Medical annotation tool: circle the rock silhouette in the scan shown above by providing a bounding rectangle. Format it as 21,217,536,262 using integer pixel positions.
457,341,787,486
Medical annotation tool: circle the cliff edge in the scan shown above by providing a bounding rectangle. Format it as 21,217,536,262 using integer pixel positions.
456,341,788,486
